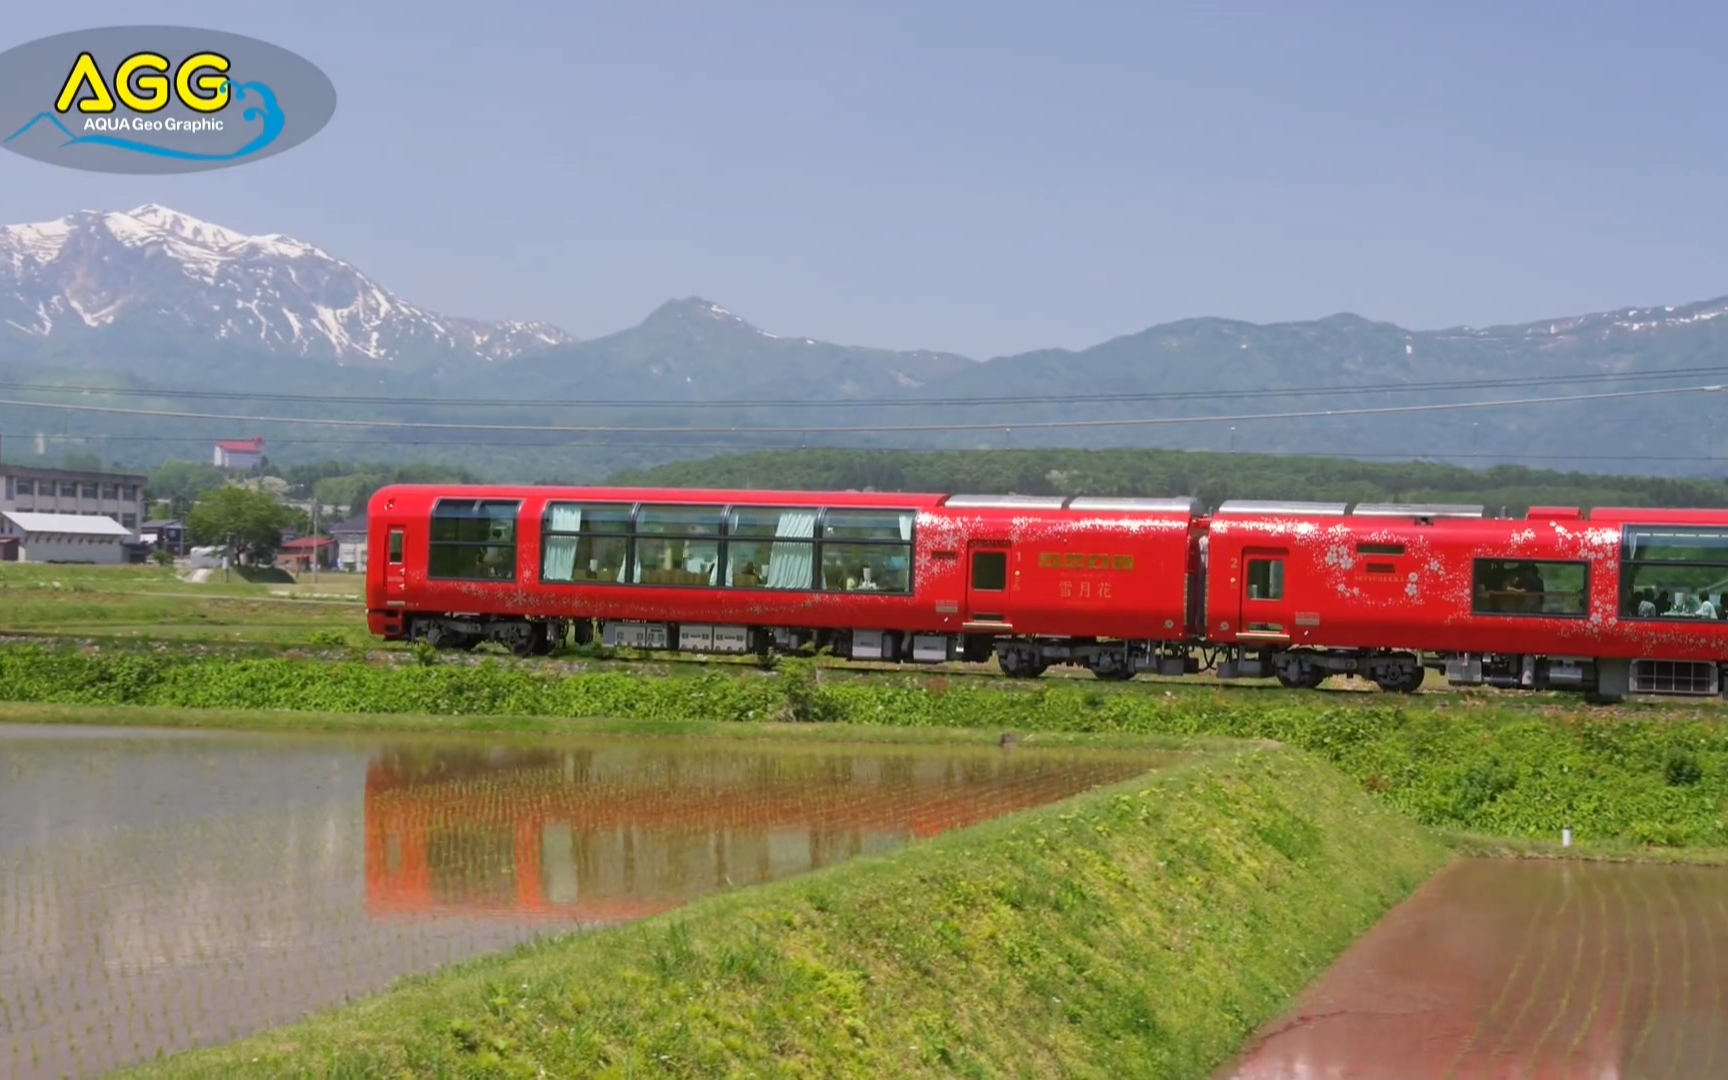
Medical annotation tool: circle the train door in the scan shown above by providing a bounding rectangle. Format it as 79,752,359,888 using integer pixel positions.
966,541,1011,626
1237,546,1291,643
385,525,407,603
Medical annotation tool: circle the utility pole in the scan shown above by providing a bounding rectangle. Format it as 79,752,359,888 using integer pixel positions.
311,499,320,585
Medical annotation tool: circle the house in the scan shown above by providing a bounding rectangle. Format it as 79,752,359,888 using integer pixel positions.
275,535,335,573
326,514,369,571
140,519,188,555
213,437,266,470
0,511,135,564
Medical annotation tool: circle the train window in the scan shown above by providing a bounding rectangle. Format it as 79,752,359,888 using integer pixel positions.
1113,555,1134,571
428,499,520,581
630,505,724,586
1038,552,1060,568
1246,558,1284,601
971,550,1007,591
722,507,816,589
1471,559,1587,617
541,502,631,583
1358,543,1405,556
819,509,915,593
1620,526,1728,620
387,530,404,564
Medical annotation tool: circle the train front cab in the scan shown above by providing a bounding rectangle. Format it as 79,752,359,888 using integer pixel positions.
364,488,415,641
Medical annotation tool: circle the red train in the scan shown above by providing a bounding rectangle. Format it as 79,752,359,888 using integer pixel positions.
364,484,1728,703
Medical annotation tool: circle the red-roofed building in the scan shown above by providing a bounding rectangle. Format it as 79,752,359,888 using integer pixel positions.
275,535,334,572
213,437,265,470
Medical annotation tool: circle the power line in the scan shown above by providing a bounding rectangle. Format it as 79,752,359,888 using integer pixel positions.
0,364,1724,410
0,382,1717,435
10,430,1728,465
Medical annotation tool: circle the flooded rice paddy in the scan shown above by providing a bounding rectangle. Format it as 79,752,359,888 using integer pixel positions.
0,722,1163,1078
1219,857,1728,1079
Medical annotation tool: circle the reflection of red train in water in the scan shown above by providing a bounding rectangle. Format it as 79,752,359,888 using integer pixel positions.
363,744,1149,920
368,484,1728,704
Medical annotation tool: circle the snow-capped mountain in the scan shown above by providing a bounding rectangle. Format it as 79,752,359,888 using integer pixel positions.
0,204,573,366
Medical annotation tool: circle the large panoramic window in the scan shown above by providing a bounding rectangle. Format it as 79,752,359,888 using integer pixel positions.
540,502,631,583
428,499,519,581
1620,526,1728,620
1471,558,1587,617
629,505,724,585
723,506,817,589
819,509,915,593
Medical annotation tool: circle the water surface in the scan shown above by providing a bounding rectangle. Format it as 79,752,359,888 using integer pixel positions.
1217,857,1728,1079
0,722,1164,1078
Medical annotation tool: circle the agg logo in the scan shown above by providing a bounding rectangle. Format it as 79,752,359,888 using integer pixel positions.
0,26,336,173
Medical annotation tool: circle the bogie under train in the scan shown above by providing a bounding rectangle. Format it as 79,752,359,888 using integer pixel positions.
364,485,1728,705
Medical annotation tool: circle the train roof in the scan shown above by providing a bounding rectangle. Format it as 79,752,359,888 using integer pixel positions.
370,485,1205,516
370,484,953,510
368,485,1728,526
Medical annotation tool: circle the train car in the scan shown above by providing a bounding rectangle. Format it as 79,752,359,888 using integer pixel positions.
365,485,1204,677
923,493,1202,679
366,484,946,657
1201,500,1728,702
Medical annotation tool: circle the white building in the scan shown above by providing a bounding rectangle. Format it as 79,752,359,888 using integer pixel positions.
0,511,134,563
214,437,266,470
327,514,368,572
0,460,148,534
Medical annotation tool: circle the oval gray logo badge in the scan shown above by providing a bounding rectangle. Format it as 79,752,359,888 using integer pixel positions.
0,26,336,174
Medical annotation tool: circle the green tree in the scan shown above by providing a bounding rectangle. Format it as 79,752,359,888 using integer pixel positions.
187,485,297,560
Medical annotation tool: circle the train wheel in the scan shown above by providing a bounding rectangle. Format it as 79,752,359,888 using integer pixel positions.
508,623,548,658
1276,669,1327,690
1373,664,1425,694
998,648,1047,679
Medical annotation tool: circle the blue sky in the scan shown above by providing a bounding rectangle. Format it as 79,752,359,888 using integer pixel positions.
2,1,1722,359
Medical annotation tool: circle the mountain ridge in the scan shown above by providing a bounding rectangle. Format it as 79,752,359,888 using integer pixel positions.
0,204,575,368
1,202,1726,480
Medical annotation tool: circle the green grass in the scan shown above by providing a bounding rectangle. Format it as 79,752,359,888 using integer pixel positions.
0,700,1247,754
112,747,1449,1080
0,563,363,644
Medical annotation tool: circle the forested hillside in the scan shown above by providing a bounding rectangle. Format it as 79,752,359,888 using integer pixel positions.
608,448,1728,513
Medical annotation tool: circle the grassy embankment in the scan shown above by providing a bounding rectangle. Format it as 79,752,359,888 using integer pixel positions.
113,746,1448,1079
4,645,1727,853
0,563,360,645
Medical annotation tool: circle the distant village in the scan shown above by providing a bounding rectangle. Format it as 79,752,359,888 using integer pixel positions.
0,435,369,572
